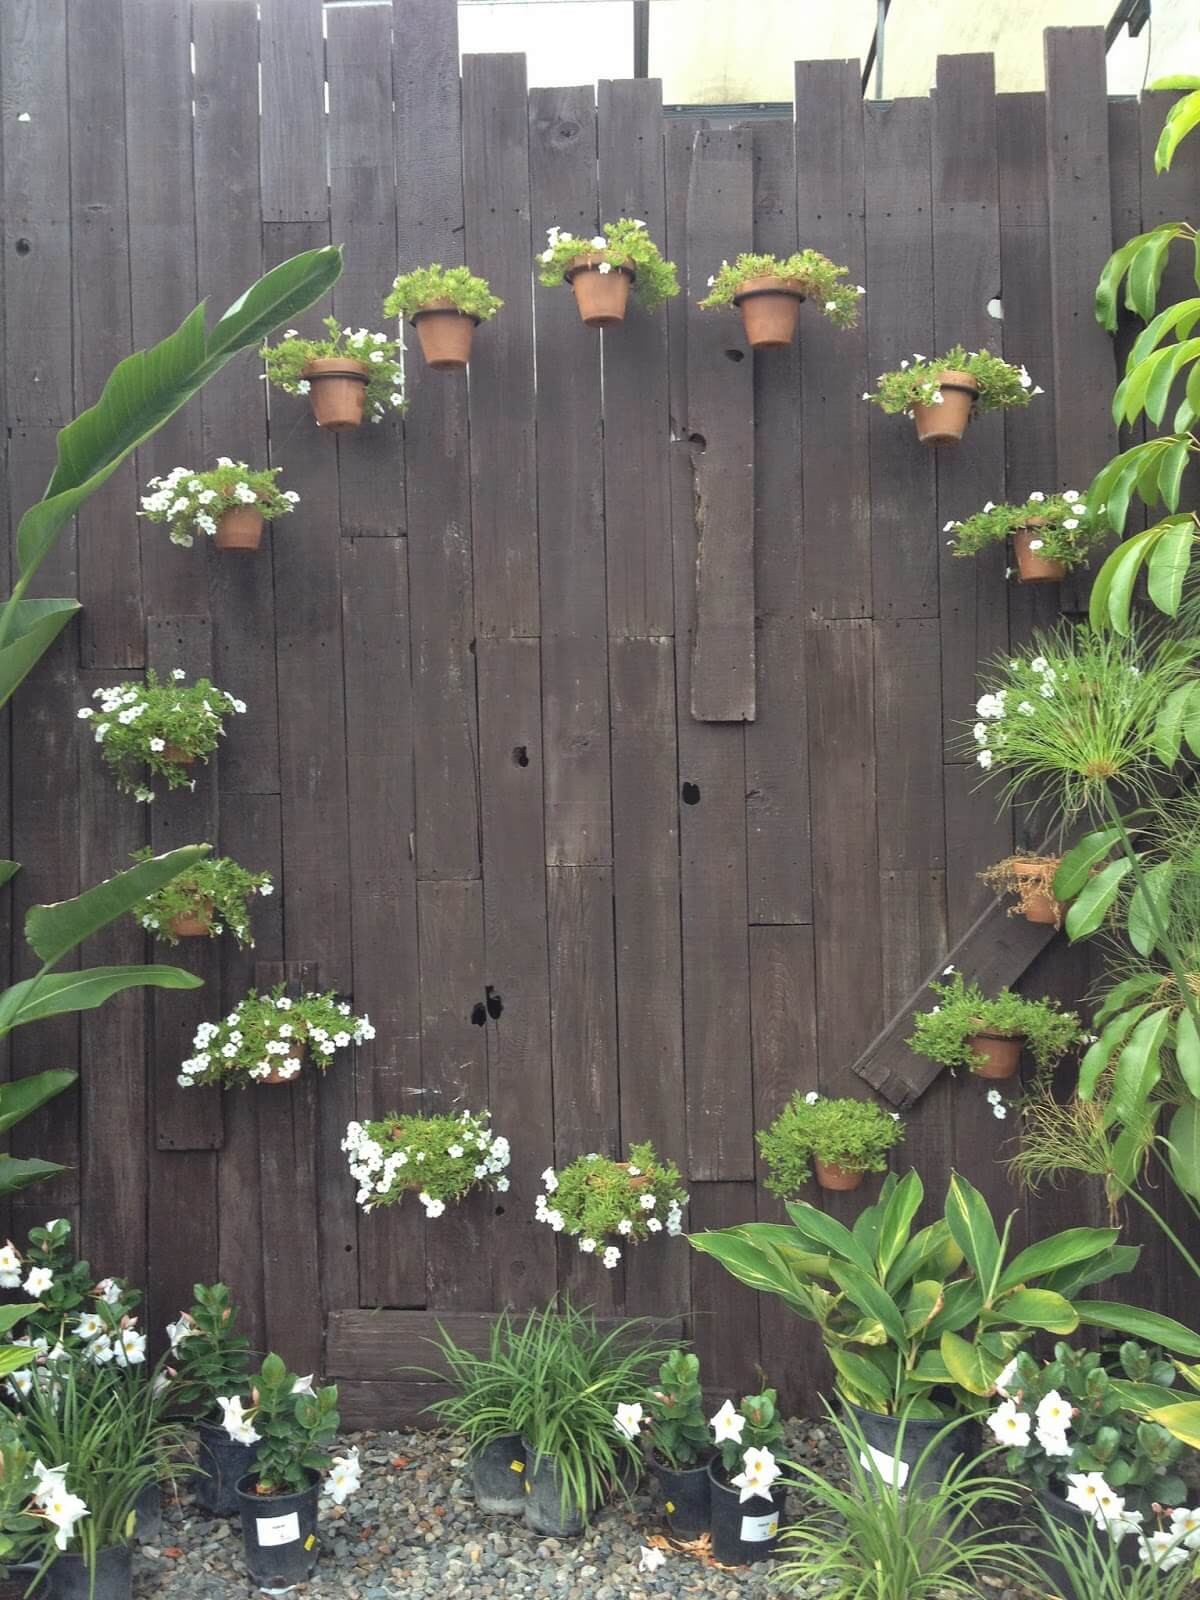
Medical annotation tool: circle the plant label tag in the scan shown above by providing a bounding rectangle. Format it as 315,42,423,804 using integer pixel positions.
256,1512,300,1547
860,1445,909,1487
740,1512,778,1542
664,1500,675,1514
303,1535,316,1551
510,1460,524,1473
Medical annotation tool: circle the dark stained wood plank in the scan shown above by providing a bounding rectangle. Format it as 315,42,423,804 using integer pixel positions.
874,619,946,872
689,1182,761,1403
879,872,948,1019
609,638,687,1316
0,0,72,428
529,87,611,868
476,639,556,1306
258,0,327,224
1044,28,1118,613
686,127,755,722
69,0,142,670
146,615,223,1152
193,0,280,798
338,1381,454,1431
746,120,811,925
393,0,462,263
864,99,937,621
943,761,1014,940
547,864,620,1312
257,959,322,1373
123,0,206,624
341,536,424,1309
462,55,538,639
147,1151,217,1356
328,3,405,538
418,879,492,1309
795,60,870,620
598,78,674,640
932,54,1008,753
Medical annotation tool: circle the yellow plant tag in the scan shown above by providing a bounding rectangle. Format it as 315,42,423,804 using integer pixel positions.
665,1500,675,1514
510,1459,524,1473
524,1480,531,1494
304,1535,317,1551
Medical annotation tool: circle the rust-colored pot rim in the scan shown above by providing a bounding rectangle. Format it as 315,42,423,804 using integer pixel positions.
563,252,635,284
410,299,480,328
732,275,807,305
934,368,979,396
301,356,370,383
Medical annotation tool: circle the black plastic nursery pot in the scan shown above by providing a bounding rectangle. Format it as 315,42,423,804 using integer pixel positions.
132,1480,162,1543
470,1433,527,1515
650,1452,712,1539
236,1470,321,1593
521,1443,584,1537
847,1403,978,1498
707,1458,787,1566
44,1544,132,1600
195,1417,260,1517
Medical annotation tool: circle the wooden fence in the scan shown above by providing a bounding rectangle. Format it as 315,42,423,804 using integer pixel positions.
2,0,1196,1422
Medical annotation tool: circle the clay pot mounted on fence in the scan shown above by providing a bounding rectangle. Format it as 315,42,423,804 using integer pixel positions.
813,1158,866,1192
1010,858,1064,926
732,277,806,348
215,506,265,552
1012,521,1067,583
169,899,214,939
967,1030,1024,1080
301,358,370,431
564,255,635,327
913,370,978,446
411,301,478,370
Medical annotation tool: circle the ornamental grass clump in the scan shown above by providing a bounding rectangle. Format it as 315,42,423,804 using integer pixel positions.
178,985,375,1089
907,970,1082,1076
757,1091,904,1194
341,1108,510,1218
866,344,1041,416
129,846,272,946
945,489,1103,575
138,461,298,547
535,1142,687,1267
261,315,406,422
1034,1506,1200,1600
537,220,679,310
78,669,245,800
698,249,863,325
384,264,503,323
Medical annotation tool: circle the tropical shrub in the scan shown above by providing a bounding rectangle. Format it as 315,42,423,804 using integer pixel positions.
130,847,271,946
261,315,407,422
945,490,1102,571
165,1282,254,1420
341,1109,510,1218
757,1092,903,1193
698,250,862,325
907,970,1081,1075
4,1217,143,1385
537,220,679,310
79,670,246,800
220,1352,358,1502
638,1350,710,1468
384,264,502,322
178,986,375,1089
138,460,297,546
865,345,1040,416
534,1143,687,1266
708,1389,784,1484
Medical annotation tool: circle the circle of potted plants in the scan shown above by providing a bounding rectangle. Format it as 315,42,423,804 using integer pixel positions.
77,670,246,802
907,967,1081,1082
698,249,863,348
864,345,1041,446
534,1142,687,1266
138,460,299,552
384,264,503,370
945,489,1101,583
537,219,678,327
177,985,375,1089
129,846,272,943
261,315,406,430
341,1107,510,1218
757,1090,904,1193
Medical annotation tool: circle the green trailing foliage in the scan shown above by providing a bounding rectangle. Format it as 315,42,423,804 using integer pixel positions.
907,971,1081,1076
756,1092,904,1194
945,489,1103,571
384,264,503,322
536,219,679,311
81,671,245,800
261,315,407,421
865,344,1040,416
129,846,272,947
697,249,862,325
138,461,298,547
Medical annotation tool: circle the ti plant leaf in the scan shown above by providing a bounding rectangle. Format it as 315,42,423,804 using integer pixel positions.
1149,78,1200,173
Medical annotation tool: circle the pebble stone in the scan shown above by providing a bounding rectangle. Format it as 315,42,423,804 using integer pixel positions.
133,1420,853,1600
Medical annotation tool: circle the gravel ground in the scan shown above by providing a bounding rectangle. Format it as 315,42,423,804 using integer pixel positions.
132,1420,853,1600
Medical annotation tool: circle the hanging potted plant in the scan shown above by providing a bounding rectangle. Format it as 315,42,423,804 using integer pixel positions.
907,969,1081,1081
537,220,679,328
757,1091,904,1194
261,316,406,431
137,461,299,552
177,985,375,1089
77,670,246,802
342,1108,510,1219
706,1391,787,1566
384,263,503,370
621,1350,714,1539
865,345,1042,446
698,249,863,349
533,1143,688,1266
944,490,1101,583
129,846,272,943
164,1283,256,1517
225,1354,359,1591
979,854,1067,928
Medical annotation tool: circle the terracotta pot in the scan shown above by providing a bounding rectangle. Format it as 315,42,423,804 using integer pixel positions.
564,254,634,327
169,899,214,939
912,369,978,446
1010,858,1063,926
814,1158,865,1192
731,276,805,349
968,1031,1024,1080
161,743,195,766
301,356,370,431
261,1043,304,1085
1011,523,1066,583
412,300,477,369
214,506,264,552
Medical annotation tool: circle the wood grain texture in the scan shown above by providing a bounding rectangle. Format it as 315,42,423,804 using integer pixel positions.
258,0,327,223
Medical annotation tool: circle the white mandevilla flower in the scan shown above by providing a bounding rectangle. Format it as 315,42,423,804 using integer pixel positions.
292,1374,316,1396
1065,1471,1116,1520
0,1242,22,1289
1169,1506,1200,1550
710,1399,745,1444
218,1394,261,1446
1140,1530,1188,1569
731,1446,780,1504
114,1326,147,1367
614,1402,643,1440
993,1355,1022,1398
23,1266,53,1298
326,1447,361,1506
986,1399,1031,1448
639,1546,666,1572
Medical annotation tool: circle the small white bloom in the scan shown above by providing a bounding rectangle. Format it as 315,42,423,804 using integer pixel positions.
614,1402,642,1439
987,1399,1031,1448
1028,491,1045,502
23,1266,53,1297
1027,539,1044,551
639,1546,667,1572
327,1447,361,1506
579,1237,596,1253
804,1090,820,1104
603,1245,621,1269
710,1399,745,1444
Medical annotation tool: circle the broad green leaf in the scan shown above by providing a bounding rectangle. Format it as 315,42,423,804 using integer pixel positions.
0,1155,68,1198
1065,858,1132,941
0,1070,77,1136
1153,86,1200,172
1166,1102,1200,1201
0,1305,32,1337
25,844,211,964
1045,1244,1141,1299
1079,1004,1151,1098
945,1175,1002,1301
1111,1006,1170,1124
1159,437,1194,512
1053,828,1122,900
996,1288,1079,1333
1128,227,1178,322
1094,973,1162,1028
1154,680,1195,764
687,1228,823,1316
783,1201,876,1275
828,1261,907,1347
875,1169,923,1277
1147,1403,1200,1448
828,1347,893,1409
902,1280,944,1336
0,599,82,711
1176,1012,1200,1098
1077,1303,1200,1357
1147,519,1196,615
1096,228,1158,331
1128,860,1176,956
0,1347,39,1379
5,964,204,1029
925,1277,984,1337
0,862,18,888
1103,532,1159,636
998,1226,1121,1292
940,1331,1001,1396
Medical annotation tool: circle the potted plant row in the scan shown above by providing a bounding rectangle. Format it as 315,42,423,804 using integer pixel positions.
865,345,1041,445
698,249,863,348
907,969,1081,1081
533,1143,687,1266
261,316,406,430
177,985,375,1089
342,1108,510,1218
757,1091,904,1193
77,670,246,803
385,264,502,369
538,219,678,327
130,846,272,943
138,461,299,552
945,489,1101,583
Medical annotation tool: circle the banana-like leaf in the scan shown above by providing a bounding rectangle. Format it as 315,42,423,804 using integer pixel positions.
0,1155,68,1198
0,599,82,712
783,1201,876,1275
4,965,203,1030
24,844,211,964
945,1175,1002,1302
998,1226,1121,1292
1079,1003,1152,1098
0,862,18,888
828,1261,907,1347
940,1331,1002,1396
1110,1006,1171,1125
1077,1302,1200,1357
1065,858,1132,941
0,1070,77,1136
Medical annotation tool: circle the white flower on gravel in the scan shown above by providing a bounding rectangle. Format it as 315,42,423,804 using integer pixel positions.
327,1447,361,1505
639,1547,666,1572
